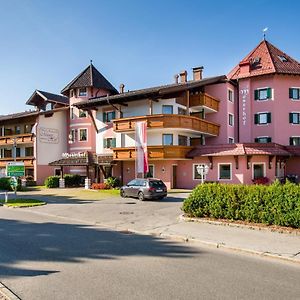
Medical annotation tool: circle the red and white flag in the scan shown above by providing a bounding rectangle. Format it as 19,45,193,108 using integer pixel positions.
135,121,148,176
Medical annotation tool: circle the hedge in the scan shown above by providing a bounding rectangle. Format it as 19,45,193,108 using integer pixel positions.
182,181,300,228
44,174,84,188
0,177,13,191
44,176,60,188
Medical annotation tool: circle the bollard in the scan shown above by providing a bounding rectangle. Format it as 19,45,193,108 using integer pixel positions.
5,192,8,203
21,179,27,187
85,178,91,190
59,178,65,188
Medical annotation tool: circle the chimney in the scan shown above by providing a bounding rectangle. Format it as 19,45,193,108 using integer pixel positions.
119,83,125,93
192,66,203,81
179,70,187,83
174,74,179,84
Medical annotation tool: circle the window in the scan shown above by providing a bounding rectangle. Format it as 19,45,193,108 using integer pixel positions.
25,147,34,156
218,164,231,180
278,55,288,62
255,137,272,143
70,107,75,119
79,129,87,141
103,111,116,123
163,134,173,145
54,169,61,176
289,88,300,100
103,138,116,148
162,105,173,114
254,112,271,125
146,165,154,178
290,137,300,146
78,88,87,97
70,89,74,97
178,135,188,146
79,109,87,118
15,148,21,158
228,137,234,144
69,129,76,143
228,89,234,102
24,124,33,134
253,164,265,180
289,112,300,124
15,126,21,135
178,107,187,115
254,88,272,101
229,114,234,126
193,164,207,180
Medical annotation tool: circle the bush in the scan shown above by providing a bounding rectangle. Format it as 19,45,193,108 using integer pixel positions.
182,181,300,228
91,182,110,190
252,177,269,185
64,174,82,187
105,177,121,188
0,177,12,191
44,176,60,188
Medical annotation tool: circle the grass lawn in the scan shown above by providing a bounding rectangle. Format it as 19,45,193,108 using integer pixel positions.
0,198,46,208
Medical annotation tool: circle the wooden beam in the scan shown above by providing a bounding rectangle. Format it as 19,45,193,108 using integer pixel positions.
87,110,99,133
269,155,275,169
149,99,153,115
186,90,190,115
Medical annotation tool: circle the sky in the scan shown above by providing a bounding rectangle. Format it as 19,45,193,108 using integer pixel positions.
1,0,300,114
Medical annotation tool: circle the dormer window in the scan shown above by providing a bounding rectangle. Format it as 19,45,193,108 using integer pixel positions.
278,55,288,62
78,88,87,97
45,102,53,111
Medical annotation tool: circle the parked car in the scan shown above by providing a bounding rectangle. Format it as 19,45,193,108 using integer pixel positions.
120,178,167,201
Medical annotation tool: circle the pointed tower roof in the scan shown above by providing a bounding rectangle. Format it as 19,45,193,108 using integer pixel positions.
61,63,118,95
228,40,300,80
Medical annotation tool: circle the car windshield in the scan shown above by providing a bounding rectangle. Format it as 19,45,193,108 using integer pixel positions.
149,180,165,187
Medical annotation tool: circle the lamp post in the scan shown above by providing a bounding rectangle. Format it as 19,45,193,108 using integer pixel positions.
12,137,17,162
196,164,209,184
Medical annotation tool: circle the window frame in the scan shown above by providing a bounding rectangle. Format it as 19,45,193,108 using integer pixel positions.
228,137,234,144
255,112,271,125
79,109,87,118
178,135,188,146
218,163,232,181
228,113,234,126
289,112,300,124
78,128,88,142
146,164,155,178
254,87,273,101
193,163,207,180
255,136,272,143
103,137,116,149
289,136,300,146
103,111,116,123
289,87,300,100
78,87,87,97
252,163,266,180
228,88,234,102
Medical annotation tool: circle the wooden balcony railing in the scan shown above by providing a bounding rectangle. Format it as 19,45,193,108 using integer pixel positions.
113,114,219,136
189,93,219,111
0,156,35,168
112,145,193,160
0,133,34,146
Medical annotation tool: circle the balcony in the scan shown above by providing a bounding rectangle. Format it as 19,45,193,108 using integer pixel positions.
0,133,34,146
112,145,193,160
0,156,35,168
189,93,219,112
113,114,219,136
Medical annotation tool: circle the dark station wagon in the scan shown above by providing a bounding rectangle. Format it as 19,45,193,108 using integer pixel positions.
120,178,167,201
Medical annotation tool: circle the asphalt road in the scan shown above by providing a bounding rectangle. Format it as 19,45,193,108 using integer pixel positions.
0,208,300,300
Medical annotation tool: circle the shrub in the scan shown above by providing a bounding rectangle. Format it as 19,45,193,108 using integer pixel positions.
44,176,60,188
106,177,121,188
183,182,300,228
0,177,12,191
64,174,82,187
252,177,269,185
91,182,110,190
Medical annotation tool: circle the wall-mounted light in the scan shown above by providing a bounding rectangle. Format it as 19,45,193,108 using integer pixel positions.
126,168,130,173
247,162,251,169
161,167,165,173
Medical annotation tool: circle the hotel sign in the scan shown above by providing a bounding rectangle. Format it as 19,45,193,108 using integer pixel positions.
241,88,249,126
39,127,59,144
62,152,87,159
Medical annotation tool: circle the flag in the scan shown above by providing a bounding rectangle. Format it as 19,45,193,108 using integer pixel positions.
135,121,148,176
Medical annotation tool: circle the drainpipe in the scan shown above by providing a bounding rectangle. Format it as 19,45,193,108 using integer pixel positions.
236,78,240,143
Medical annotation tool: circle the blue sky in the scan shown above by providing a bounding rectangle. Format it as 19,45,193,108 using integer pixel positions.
1,0,300,114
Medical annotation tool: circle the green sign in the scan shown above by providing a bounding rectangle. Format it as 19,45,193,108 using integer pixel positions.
6,162,25,177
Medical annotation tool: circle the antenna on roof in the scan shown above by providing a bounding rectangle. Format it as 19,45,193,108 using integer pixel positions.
90,59,93,64
263,27,268,40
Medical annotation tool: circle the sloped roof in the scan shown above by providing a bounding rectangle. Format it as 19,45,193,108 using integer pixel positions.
0,110,39,123
61,63,118,95
228,40,300,80
187,143,291,158
26,90,69,106
74,75,227,109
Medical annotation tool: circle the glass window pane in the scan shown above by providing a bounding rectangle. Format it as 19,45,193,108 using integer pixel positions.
253,164,264,179
259,89,268,100
163,134,173,145
219,164,231,180
79,129,87,141
162,105,173,114
259,113,267,124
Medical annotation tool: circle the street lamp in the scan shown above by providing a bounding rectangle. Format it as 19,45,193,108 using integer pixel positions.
196,164,209,184
12,137,17,162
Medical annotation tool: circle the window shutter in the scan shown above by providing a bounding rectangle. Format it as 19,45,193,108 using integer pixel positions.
103,139,107,148
267,113,271,123
254,138,259,143
112,111,116,119
112,138,116,148
254,114,259,124
254,90,259,100
289,88,294,99
297,89,300,100
267,88,272,99
289,113,293,123
103,112,107,123
267,137,272,143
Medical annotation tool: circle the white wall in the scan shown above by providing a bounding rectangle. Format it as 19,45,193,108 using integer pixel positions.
36,110,68,165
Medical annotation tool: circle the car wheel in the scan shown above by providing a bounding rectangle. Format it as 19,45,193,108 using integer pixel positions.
120,189,126,198
138,192,144,201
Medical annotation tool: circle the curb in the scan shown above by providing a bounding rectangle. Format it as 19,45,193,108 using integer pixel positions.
0,282,20,300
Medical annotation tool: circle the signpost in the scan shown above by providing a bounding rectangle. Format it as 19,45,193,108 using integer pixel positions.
6,162,25,177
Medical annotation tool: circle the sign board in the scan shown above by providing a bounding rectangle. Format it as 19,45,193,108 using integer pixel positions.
6,162,25,177
39,127,59,144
